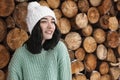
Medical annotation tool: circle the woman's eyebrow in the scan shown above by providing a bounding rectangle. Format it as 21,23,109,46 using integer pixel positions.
41,17,55,20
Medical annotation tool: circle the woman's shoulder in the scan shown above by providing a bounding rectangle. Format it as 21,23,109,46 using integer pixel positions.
56,40,67,48
13,45,27,56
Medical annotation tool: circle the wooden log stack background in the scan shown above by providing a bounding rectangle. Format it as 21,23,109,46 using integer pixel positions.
0,0,120,80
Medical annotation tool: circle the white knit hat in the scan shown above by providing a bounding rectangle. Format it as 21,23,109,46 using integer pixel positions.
26,1,56,34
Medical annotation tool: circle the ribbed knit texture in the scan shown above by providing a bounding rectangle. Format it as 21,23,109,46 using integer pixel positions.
7,41,72,80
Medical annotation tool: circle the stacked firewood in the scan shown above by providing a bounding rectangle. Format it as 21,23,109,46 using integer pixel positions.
0,0,120,80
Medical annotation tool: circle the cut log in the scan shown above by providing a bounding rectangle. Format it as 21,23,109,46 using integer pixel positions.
39,0,49,7
90,71,101,80
73,73,87,80
100,74,112,80
61,1,78,18
6,28,28,50
117,1,120,11
75,48,85,61
106,48,117,63
0,45,10,69
71,60,84,74
0,70,5,80
87,7,100,24
98,0,112,15
82,24,93,37
99,62,109,75
89,0,102,7
84,54,97,72
108,16,119,31
53,9,62,20
13,2,28,32
118,45,120,55
110,67,120,80
96,44,107,60
99,15,110,29
78,0,89,13
75,13,88,29
65,32,82,50
0,0,15,17
83,36,97,53
0,18,7,42
57,18,71,34
107,31,119,48
47,0,60,9
5,16,15,28
68,50,75,61
93,28,106,43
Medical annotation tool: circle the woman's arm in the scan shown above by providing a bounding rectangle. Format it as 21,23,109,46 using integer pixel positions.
7,48,23,80
57,41,72,80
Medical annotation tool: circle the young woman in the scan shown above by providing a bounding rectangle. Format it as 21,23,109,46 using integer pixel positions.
7,1,72,80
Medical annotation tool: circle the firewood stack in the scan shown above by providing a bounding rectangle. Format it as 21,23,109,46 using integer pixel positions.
0,0,120,80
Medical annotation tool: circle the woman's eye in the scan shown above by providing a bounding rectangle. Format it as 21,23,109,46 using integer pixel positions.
51,21,55,24
40,21,47,23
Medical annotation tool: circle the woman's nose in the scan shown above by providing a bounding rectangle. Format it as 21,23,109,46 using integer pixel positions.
47,22,53,29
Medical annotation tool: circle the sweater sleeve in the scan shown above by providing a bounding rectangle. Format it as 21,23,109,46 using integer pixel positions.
7,48,23,80
56,41,72,80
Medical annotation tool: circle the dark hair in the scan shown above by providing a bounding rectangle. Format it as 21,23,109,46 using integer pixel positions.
27,0,39,2
25,20,61,54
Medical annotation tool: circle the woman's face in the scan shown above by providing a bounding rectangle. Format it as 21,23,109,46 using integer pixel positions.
40,16,56,42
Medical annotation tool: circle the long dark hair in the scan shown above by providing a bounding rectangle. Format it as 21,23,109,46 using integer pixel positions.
25,20,61,54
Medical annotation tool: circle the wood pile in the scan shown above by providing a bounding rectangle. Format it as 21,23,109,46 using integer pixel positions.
0,0,120,80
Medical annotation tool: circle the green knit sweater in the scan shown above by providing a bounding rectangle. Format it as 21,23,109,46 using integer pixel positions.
7,41,72,80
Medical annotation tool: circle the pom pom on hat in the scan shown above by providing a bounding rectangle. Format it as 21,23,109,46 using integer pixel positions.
26,1,56,34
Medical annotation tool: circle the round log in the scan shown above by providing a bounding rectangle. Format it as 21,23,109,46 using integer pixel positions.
117,45,120,55
78,0,89,13
82,24,93,37
71,60,84,74
96,44,107,60
47,0,60,9
5,16,15,28
13,2,28,32
39,0,49,7
110,67,120,80
0,18,7,42
0,0,15,17
93,28,106,44
73,73,87,80
6,28,28,50
117,1,120,11
90,71,101,80
83,36,97,53
99,62,109,75
53,9,62,19
65,32,82,50
99,15,110,29
100,74,112,80
84,54,97,72
68,50,75,61
107,31,119,48
61,1,78,18
108,16,119,31
87,7,100,24
0,45,10,69
106,48,117,63
75,48,85,61
58,18,71,34
75,13,88,29
89,0,102,7
98,0,112,15
0,70,5,80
